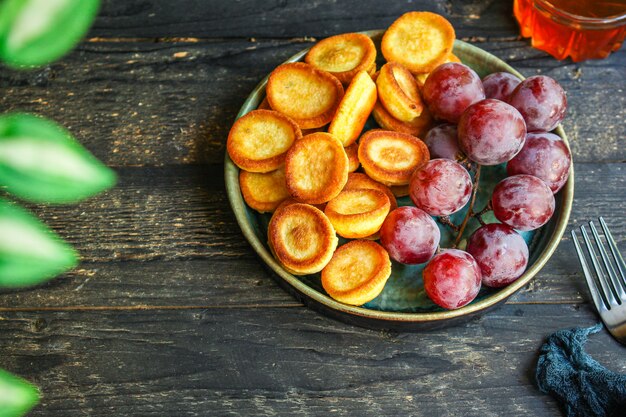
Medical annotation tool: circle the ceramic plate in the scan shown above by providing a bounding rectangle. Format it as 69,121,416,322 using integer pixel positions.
224,30,574,330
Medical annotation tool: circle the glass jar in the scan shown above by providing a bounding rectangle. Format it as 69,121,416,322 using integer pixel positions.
514,0,626,62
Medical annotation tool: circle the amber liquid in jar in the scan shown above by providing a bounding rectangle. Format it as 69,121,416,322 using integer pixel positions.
514,0,626,61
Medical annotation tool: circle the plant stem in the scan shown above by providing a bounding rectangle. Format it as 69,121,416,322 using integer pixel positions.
473,202,492,226
454,164,482,248
439,215,460,232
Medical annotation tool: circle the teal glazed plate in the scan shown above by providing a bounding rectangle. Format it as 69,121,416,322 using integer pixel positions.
224,30,574,330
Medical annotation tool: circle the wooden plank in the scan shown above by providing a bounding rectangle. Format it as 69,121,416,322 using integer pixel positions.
0,247,594,308
0,259,295,309
0,39,307,166
0,162,622,308
1,40,624,166
93,0,519,40
0,4,621,416
0,304,623,416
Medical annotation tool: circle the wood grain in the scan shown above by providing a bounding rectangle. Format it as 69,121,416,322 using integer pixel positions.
1,2,625,416
1,40,623,166
93,0,518,40
1,304,624,417
0,39,306,166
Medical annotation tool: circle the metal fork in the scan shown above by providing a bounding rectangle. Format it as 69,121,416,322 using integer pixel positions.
571,217,626,345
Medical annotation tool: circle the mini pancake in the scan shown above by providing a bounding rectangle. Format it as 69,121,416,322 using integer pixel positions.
239,168,290,213
345,143,360,173
367,61,377,76
227,109,302,173
344,172,397,211
377,62,424,121
370,69,433,136
267,62,344,129
284,132,349,204
328,70,377,146
358,129,430,186
382,12,455,74
269,203,338,275
324,188,390,238
305,33,377,85
372,100,433,138
390,184,410,197
321,240,391,305
415,53,462,87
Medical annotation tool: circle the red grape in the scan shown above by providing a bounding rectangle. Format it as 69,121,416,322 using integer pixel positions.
423,249,482,310
423,124,464,161
506,132,571,193
380,206,440,264
458,99,527,165
482,72,521,102
491,174,555,231
467,223,529,288
508,75,567,132
409,159,472,216
422,63,485,123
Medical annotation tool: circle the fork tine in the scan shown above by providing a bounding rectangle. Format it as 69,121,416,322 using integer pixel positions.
572,229,607,311
590,221,625,302
599,217,626,292
580,225,617,307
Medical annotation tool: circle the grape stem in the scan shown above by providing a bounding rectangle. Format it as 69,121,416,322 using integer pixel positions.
439,215,460,232
457,155,472,171
473,202,492,226
453,164,482,248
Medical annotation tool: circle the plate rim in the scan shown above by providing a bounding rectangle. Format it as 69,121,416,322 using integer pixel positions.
224,31,575,325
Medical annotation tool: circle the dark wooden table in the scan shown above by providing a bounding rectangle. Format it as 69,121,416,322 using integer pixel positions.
1,1,625,416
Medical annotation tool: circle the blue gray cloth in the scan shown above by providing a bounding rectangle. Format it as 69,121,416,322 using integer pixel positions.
536,324,626,417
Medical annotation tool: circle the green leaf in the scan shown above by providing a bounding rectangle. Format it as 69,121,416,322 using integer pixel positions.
0,369,39,417
0,113,117,204
0,198,78,287
0,0,100,68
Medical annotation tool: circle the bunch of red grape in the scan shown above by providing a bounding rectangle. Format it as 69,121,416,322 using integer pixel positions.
380,63,571,310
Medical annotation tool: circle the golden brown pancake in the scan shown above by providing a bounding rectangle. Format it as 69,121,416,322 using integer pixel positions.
344,172,398,211
328,70,377,146
382,11,455,74
324,188,390,238
268,203,338,275
371,100,434,138
322,240,391,305
239,168,290,213
358,129,430,186
227,109,301,173
305,33,376,85
377,62,424,121
267,62,344,129
284,132,349,204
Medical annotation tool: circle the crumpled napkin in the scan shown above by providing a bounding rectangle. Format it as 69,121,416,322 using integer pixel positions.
536,323,626,417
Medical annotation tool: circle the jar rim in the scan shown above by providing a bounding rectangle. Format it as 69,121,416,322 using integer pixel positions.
534,0,626,29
